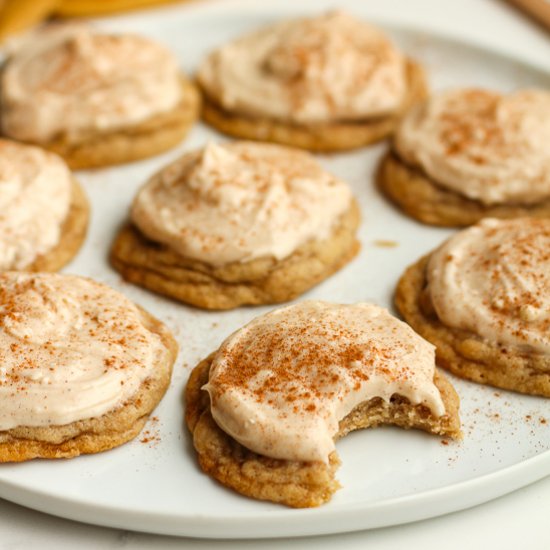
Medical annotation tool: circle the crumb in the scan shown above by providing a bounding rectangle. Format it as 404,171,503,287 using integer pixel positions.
373,239,398,248
140,416,161,446
140,429,161,446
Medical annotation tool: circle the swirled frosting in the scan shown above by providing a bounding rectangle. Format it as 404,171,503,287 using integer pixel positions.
0,272,170,430
0,140,71,270
131,141,353,266
204,301,446,463
1,24,183,142
395,89,550,205
427,218,550,353
198,11,407,124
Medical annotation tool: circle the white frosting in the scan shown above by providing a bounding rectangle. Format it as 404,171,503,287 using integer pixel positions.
427,218,550,354
1,24,183,142
198,11,407,124
0,273,170,430
395,89,550,205
131,142,353,266
204,301,446,463
0,140,72,270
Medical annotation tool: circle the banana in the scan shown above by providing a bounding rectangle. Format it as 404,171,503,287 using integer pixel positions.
55,0,188,17
0,0,60,42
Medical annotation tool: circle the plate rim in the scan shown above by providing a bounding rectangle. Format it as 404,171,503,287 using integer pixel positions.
0,449,548,538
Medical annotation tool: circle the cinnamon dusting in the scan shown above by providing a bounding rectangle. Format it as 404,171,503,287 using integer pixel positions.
204,301,446,462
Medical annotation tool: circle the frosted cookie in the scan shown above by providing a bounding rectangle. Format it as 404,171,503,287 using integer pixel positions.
0,272,178,462
185,301,461,507
197,11,427,152
110,141,361,310
378,89,550,226
0,139,88,272
0,24,200,168
395,218,550,396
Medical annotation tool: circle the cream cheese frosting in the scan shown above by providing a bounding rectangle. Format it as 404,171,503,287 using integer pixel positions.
394,88,550,205
203,301,446,463
198,11,407,124
427,218,550,354
0,272,170,430
1,24,183,142
0,140,71,270
131,141,353,266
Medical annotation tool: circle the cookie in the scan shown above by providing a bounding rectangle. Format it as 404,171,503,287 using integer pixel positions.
27,177,89,272
380,89,550,226
111,201,360,310
198,12,428,151
43,78,200,170
378,152,550,227
185,302,461,507
1,25,199,168
0,273,178,462
201,60,427,152
395,218,550,396
0,139,88,272
111,142,361,309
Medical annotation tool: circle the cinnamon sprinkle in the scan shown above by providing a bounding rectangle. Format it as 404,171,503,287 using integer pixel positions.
208,302,439,416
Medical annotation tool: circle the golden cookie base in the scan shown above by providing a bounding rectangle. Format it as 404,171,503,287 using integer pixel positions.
0,308,178,462
200,60,428,152
378,152,550,227
25,77,200,170
184,353,461,508
110,200,362,310
22,177,89,272
395,255,550,397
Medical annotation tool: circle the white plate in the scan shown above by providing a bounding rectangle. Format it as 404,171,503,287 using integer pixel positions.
0,0,549,539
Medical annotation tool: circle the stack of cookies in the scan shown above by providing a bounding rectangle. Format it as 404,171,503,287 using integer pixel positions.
0,9,547,510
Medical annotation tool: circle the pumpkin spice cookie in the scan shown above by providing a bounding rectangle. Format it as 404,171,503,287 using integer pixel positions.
395,218,550,397
0,24,200,169
110,141,361,310
378,89,550,226
0,139,88,272
185,301,461,508
0,272,178,462
197,11,427,152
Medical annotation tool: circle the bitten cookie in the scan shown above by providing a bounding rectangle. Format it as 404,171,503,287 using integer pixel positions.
395,218,550,397
0,272,178,462
185,301,461,508
0,24,200,168
197,11,428,152
378,89,550,226
111,141,361,309
0,139,88,272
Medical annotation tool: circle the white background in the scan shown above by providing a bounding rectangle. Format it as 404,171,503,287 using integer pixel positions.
0,0,549,548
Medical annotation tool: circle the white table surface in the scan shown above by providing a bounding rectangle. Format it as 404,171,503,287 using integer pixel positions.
1,0,549,548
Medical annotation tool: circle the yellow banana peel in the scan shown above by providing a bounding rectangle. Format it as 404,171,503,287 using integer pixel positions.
0,0,60,42
55,0,189,18
0,0,194,43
